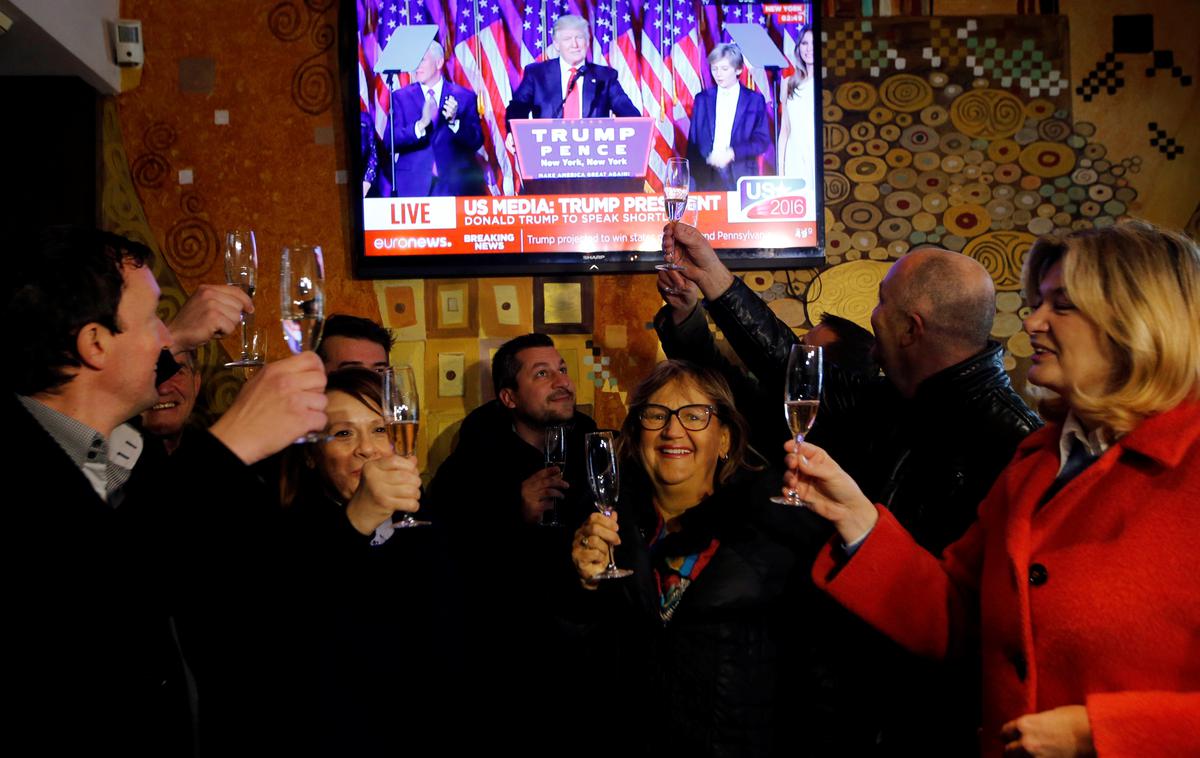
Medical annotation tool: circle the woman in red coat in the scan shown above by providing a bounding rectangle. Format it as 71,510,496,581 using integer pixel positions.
784,220,1200,757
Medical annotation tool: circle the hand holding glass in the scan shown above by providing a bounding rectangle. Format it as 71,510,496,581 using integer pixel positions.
584,431,633,580
772,344,823,506
280,245,328,443
382,366,430,528
657,158,689,273
223,230,261,369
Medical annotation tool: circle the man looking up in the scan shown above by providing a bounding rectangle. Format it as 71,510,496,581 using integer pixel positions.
430,332,595,528
5,227,331,755
427,333,596,752
656,224,1041,756
316,313,393,372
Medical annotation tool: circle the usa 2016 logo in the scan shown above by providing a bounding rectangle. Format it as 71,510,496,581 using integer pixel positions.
731,177,810,222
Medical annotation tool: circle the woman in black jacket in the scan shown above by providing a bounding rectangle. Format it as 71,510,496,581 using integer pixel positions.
277,367,461,755
571,360,836,757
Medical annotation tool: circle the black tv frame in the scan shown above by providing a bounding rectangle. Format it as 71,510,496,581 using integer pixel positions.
339,0,824,278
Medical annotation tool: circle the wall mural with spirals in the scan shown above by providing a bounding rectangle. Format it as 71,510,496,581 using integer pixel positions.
107,1,1197,476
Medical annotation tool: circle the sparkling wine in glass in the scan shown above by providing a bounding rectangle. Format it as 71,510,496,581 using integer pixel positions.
280,245,325,355
541,425,568,528
584,431,633,580
281,245,329,443
382,366,430,528
656,158,690,274
223,230,262,369
772,344,823,505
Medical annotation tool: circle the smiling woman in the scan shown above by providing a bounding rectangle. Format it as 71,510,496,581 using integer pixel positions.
570,360,836,756
275,366,462,752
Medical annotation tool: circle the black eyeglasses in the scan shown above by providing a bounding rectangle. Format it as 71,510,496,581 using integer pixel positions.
636,404,716,432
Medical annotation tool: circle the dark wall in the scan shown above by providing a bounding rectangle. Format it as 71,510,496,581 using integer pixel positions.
0,76,99,232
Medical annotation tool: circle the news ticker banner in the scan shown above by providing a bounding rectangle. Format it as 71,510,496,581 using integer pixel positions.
363,176,818,256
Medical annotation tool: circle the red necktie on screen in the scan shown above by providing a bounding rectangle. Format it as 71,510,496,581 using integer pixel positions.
565,67,582,119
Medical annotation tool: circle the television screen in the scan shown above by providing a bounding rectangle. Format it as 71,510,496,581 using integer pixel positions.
342,0,822,276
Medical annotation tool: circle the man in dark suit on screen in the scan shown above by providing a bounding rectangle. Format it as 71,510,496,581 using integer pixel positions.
504,14,639,130
389,41,486,196
687,43,772,191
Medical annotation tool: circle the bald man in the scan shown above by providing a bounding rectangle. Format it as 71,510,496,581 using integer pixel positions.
655,224,1042,756
657,225,1039,548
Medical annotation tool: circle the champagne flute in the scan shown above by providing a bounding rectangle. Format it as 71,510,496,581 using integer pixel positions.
656,157,689,273
584,431,633,580
382,366,430,528
771,344,823,505
280,245,328,444
541,425,567,528
235,323,269,382
223,230,262,368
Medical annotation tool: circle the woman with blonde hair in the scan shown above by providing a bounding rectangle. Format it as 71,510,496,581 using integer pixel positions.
777,24,815,183
786,220,1200,756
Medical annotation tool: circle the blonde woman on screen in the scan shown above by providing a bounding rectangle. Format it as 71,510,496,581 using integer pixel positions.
778,25,815,188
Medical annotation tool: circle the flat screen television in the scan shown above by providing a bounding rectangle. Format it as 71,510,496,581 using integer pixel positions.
340,0,822,277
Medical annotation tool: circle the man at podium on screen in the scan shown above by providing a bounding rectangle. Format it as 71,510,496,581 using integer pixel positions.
389,41,486,197
504,15,641,195
504,14,639,147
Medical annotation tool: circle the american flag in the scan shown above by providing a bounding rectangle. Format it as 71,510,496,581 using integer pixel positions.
453,0,520,195
639,1,676,193
360,0,392,141
667,0,704,163
518,0,550,66
592,1,645,122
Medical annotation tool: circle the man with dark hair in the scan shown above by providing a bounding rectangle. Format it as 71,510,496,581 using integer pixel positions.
656,225,1041,756
5,226,331,755
432,332,594,528
427,332,596,751
316,313,393,372
804,312,879,380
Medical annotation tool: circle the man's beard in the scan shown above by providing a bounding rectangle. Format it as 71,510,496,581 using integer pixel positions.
516,395,575,428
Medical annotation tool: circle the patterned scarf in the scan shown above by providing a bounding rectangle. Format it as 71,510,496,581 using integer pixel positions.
651,514,721,625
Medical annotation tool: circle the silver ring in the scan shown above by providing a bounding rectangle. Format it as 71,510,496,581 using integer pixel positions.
582,536,590,548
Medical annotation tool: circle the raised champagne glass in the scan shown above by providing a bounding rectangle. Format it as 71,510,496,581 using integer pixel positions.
382,365,431,528
223,230,262,369
280,244,328,443
656,157,690,273
771,344,823,506
584,430,633,580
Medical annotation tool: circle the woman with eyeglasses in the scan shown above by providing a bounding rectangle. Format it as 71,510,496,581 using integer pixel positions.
570,360,832,757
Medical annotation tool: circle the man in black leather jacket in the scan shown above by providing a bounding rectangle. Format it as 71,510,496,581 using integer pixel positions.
655,222,1043,755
